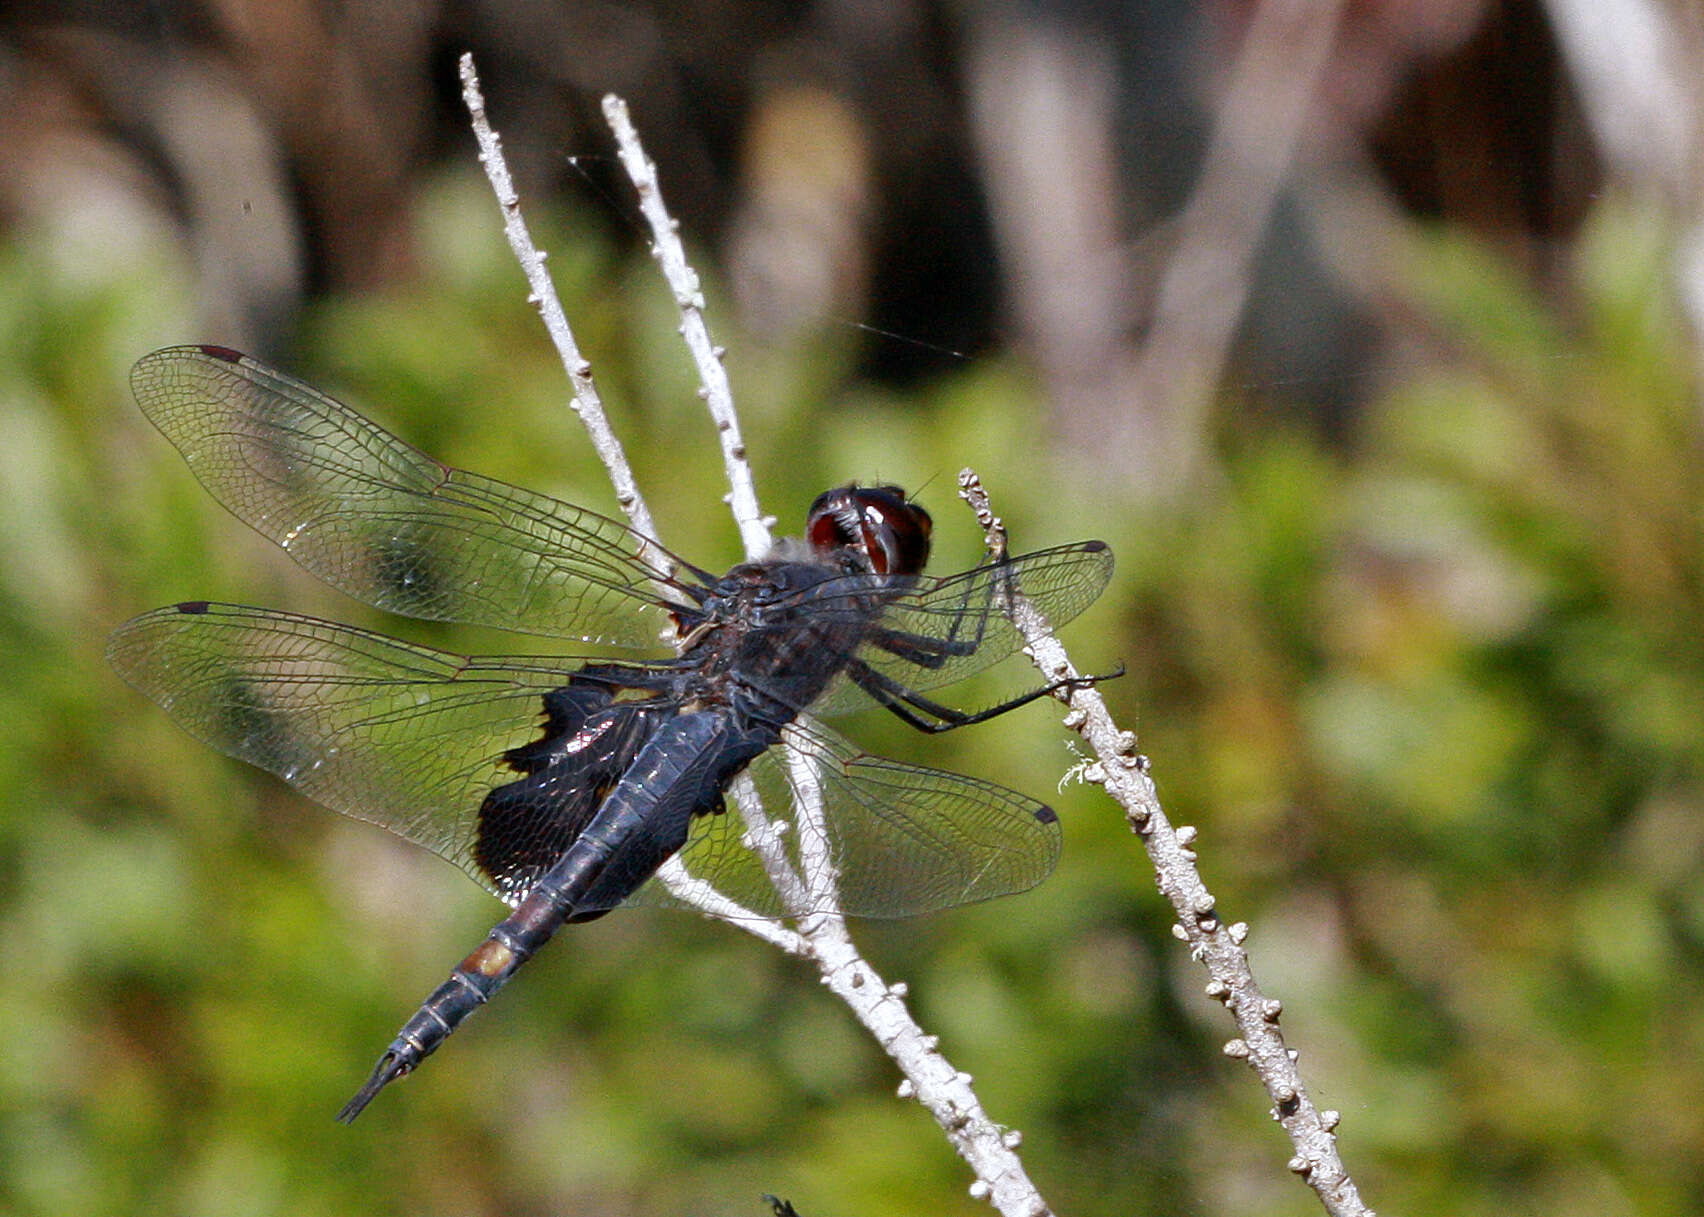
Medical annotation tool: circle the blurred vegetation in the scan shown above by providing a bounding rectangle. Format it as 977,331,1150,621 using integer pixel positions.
2,157,1702,1217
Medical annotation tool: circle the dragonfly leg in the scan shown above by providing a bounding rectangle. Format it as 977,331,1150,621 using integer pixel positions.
845,656,1120,733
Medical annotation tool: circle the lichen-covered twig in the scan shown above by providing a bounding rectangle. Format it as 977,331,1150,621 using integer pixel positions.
601,94,773,561
959,468,1374,1217
457,54,672,579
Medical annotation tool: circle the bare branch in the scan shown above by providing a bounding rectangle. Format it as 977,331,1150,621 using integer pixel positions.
958,469,1375,1217
591,89,823,939
808,918,1057,1217
457,54,672,579
653,852,810,956
725,768,816,917
783,728,843,910
592,84,1057,1217
602,94,773,560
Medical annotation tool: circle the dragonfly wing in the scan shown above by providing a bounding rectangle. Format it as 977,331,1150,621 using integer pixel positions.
632,717,1060,918
810,540,1114,715
130,346,689,644
106,601,643,901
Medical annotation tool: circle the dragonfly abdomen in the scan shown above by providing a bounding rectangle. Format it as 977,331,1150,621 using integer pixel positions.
338,709,773,1120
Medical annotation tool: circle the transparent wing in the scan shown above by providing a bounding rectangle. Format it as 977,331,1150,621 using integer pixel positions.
810,540,1114,715
109,603,1060,920
633,716,1061,918
130,346,689,645
106,601,621,900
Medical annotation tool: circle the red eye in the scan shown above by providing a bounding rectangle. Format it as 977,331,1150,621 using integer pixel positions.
806,485,932,575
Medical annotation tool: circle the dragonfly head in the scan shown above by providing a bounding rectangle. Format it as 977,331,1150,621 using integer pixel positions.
806,485,932,577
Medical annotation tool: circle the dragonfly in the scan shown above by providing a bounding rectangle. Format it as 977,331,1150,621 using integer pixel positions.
107,345,1114,1121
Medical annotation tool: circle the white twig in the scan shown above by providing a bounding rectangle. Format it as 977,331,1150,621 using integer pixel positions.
457,54,673,580
460,53,794,938
602,94,773,560
958,469,1375,1217
599,89,829,936
726,769,814,916
783,726,843,910
593,81,1056,1217
806,919,1055,1216
652,855,808,954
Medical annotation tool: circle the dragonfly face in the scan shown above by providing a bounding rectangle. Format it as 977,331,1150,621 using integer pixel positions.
107,345,1114,1119
805,483,933,576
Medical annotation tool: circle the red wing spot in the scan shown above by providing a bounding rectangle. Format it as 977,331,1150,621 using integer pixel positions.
175,601,211,614
196,344,245,363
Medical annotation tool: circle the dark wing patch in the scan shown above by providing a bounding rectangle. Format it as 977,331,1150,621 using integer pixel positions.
475,693,674,902
106,602,639,903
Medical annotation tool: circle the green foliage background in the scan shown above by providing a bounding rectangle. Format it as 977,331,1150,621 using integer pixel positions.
1,171,1701,1217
